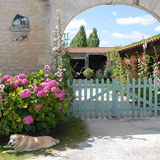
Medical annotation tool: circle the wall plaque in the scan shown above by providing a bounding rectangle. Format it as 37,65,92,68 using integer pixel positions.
11,33,28,41
9,14,30,32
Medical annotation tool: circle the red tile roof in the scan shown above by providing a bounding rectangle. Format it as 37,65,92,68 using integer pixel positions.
117,36,160,52
68,47,114,54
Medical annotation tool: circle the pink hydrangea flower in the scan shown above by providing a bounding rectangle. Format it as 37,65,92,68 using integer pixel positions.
20,89,31,98
18,74,26,79
59,93,63,101
51,87,58,93
34,104,41,111
0,84,5,93
13,82,18,88
58,103,62,110
43,86,50,92
22,79,28,85
44,65,50,72
1,75,12,83
14,75,19,80
23,115,33,125
33,85,39,93
17,79,22,85
37,91,46,97
49,80,57,87
10,81,15,86
7,78,12,83
57,71,62,77
115,52,118,55
44,78,51,82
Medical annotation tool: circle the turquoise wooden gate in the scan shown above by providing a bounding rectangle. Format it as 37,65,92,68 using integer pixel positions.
67,78,160,118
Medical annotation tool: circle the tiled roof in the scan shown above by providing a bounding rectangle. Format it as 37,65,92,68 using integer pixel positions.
117,36,160,52
68,47,114,54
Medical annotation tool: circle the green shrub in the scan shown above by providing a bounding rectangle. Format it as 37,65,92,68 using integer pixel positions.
83,68,94,79
0,70,72,137
104,66,114,79
94,69,104,81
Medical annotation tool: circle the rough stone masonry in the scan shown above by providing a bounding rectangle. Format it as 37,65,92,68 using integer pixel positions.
0,0,160,75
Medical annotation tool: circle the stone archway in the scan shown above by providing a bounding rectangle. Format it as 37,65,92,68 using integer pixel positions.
50,0,160,46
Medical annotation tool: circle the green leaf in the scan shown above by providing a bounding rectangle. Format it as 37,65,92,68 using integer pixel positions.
18,123,23,129
37,70,44,77
22,103,28,108
0,119,7,127
25,125,31,131
16,87,23,95
12,122,17,128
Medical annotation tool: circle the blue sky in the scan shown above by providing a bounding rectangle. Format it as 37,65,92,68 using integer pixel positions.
64,5,160,47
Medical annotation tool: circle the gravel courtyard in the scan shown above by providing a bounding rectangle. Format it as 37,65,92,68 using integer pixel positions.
26,117,160,160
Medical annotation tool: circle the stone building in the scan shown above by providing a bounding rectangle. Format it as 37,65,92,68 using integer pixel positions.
0,0,160,75
68,47,113,78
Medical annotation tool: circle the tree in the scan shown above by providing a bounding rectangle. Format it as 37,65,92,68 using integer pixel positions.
87,28,100,47
70,25,87,47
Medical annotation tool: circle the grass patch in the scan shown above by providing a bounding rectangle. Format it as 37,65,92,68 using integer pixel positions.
0,118,89,160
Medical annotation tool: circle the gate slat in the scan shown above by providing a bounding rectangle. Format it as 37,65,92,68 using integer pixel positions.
73,79,76,117
90,79,93,118
84,79,87,119
120,79,124,118
149,78,152,117
143,78,147,117
154,78,158,117
78,79,82,118
106,79,110,118
115,79,118,117
112,79,116,117
95,79,99,118
132,78,135,118
126,79,130,118
101,79,104,118
137,78,141,117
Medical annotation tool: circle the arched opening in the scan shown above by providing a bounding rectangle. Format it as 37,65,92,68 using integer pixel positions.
61,3,160,78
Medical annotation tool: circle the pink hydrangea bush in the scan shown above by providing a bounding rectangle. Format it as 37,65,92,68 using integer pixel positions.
0,70,72,136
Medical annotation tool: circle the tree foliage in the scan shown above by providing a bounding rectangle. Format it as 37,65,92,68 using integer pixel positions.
70,25,87,47
87,28,100,47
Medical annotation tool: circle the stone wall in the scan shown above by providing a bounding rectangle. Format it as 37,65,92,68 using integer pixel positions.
0,0,160,75
0,0,53,75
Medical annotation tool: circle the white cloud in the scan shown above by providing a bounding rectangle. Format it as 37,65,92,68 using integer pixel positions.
65,30,77,34
100,41,108,46
155,25,160,31
86,29,92,36
116,15,156,25
102,30,108,34
111,12,117,16
66,19,87,30
112,31,150,40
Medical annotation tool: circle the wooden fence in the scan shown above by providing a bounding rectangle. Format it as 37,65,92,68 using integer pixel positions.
67,78,160,119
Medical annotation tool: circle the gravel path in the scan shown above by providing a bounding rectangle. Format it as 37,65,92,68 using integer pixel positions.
25,117,160,160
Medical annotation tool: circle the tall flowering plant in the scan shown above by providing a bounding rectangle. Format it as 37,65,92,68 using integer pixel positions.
0,68,72,136
51,6,73,98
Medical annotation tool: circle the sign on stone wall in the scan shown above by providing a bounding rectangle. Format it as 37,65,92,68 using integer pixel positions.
9,14,30,32
11,33,28,41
